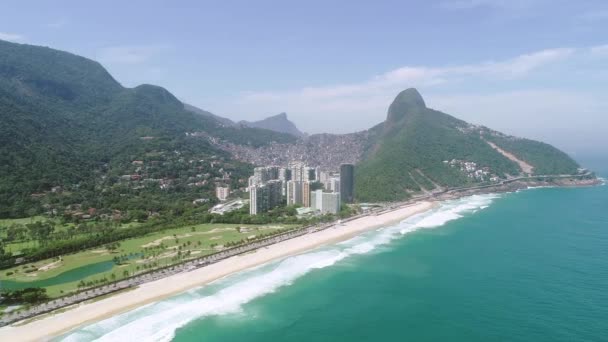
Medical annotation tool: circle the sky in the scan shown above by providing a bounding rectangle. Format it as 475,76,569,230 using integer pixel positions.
1,0,607,157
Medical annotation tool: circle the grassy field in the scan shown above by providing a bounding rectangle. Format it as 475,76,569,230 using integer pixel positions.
0,217,143,254
0,216,48,226
0,222,298,297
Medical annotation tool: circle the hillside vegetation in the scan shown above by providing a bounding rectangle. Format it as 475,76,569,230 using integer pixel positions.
0,39,294,217
355,89,580,202
484,133,579,175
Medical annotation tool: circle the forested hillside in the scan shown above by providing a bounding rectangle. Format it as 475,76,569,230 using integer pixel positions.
0,39,294,217
483,132,580,175
355,89,580,202
0,40,586,214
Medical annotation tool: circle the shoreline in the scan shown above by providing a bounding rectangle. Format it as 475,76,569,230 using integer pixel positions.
0,201,436,341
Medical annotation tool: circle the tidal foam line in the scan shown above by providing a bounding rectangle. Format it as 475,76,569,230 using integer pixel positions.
60,194,501,342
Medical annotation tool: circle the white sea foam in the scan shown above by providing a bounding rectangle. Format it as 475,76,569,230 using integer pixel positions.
403,194,499,231
60,193,501,342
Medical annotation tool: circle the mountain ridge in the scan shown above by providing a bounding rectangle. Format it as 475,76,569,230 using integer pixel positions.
355,88,582,202
0,39,591,215
0,39,295,217
240,112,306,137
183,102,236,126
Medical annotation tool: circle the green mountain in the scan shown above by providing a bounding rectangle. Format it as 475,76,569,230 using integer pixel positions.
183,102,236,127
0,39,587,214
240,112,306,138
0,39,295,217
355,89,581,202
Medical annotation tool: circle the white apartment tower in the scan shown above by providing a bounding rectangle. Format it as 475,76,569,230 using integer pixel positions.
216,186,230,201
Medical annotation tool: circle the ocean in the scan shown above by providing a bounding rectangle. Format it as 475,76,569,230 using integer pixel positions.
60,171,608,341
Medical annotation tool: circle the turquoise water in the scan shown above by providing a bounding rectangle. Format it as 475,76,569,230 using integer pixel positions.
61,175,608,341
1,260,115,290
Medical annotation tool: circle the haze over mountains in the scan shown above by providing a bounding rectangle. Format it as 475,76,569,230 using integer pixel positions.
239,112,306,138
184,102,306,138
0,39,584,214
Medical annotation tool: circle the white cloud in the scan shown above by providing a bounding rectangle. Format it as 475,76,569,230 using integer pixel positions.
224,47,577,130
0,32,25,42
427,90,608,153
97,45,169,65
438,0,546,11
203,44,607,148
374,47,575,82
590,44,608,56
475,48,575,77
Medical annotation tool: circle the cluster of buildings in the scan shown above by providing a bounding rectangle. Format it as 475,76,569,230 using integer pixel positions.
246,162,355,216
444,159,499,182
207,131,366,172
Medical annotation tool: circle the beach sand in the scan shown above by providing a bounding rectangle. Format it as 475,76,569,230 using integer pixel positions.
0,201,434,342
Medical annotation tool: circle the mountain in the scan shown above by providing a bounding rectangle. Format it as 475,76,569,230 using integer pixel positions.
0,39,589,215
183,103,235,127
355,88,581,202
240,112,306,138
0,39,295,217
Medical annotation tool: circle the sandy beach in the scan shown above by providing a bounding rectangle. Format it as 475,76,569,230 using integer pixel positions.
0,201,434,342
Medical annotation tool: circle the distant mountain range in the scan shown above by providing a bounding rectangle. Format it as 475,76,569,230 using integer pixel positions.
0,39,588,214
239,113,306,138
183,103,306,138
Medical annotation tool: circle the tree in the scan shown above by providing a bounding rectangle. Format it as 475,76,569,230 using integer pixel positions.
107,242,120,253
1,287,49,304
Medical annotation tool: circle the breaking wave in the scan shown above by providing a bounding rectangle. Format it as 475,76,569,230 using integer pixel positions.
59,194,501,342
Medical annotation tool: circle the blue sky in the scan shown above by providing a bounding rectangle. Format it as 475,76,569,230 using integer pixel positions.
1,0,607,156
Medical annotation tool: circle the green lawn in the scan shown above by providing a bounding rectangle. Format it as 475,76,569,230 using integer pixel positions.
0,216,47,226
1,223,298,297
1,218,143,254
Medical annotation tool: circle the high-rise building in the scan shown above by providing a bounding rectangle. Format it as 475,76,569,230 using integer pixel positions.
305,167,316,182
216,186,230,201
252,166,280,185
268,166,280,180
311,190,341,214
340,164,354,203
249,186,259,215
286,180,303,205
319,171,331,188
302,181,311,207
286,180,312,207
289,161,306,182
252,167,266,185
267,180,283,209
330,177,340,193
250,180,283,215
278,168,291,181
288,162,318,183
